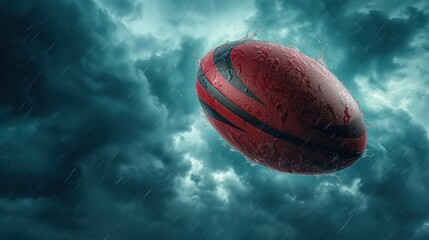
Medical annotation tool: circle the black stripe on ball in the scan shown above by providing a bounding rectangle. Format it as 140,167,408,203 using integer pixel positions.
213,40,265,105
199,98,245,132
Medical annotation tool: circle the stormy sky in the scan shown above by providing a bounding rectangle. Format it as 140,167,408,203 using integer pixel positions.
1,0,428,239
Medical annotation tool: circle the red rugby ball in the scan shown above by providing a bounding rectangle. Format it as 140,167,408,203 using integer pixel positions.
196,40,367,174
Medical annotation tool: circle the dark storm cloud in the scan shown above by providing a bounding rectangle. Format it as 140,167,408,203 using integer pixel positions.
1,0,429,239
99,0,143,18
0,0,193,239
155,0,247,25
330,6,428,86
0,0,120,198
135,37,204,131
